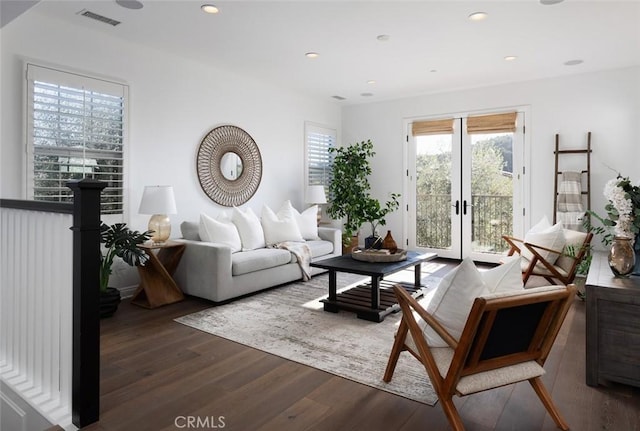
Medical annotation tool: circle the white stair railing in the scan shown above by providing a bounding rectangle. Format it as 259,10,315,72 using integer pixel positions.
1,205,74,428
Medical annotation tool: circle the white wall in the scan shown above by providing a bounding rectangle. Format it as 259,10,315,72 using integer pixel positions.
342,66,640,249
0,8,341,235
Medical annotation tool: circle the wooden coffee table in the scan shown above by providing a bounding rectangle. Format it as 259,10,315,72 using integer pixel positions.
310,251,437,322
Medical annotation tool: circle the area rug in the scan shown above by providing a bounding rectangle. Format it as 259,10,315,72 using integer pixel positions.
175,261,451,406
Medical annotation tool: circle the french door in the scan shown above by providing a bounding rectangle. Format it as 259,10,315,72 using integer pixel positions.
407,111,525,263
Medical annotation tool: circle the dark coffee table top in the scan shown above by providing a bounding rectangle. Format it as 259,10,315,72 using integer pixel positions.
310,251,437,277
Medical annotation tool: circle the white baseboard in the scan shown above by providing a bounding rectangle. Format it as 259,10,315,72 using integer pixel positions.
1,382,57,431
117,284,138,299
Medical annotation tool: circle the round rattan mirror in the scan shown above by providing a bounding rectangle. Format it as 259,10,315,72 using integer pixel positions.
197,125,262,206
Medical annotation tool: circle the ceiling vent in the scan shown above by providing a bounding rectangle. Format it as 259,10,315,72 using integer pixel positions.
78,9,121,26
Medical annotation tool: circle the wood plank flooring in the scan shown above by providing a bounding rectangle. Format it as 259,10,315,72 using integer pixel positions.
83,263,640,431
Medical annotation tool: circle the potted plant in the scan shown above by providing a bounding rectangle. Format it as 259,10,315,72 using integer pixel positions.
327,139,401,253
99,222,152,317
362,194,401,249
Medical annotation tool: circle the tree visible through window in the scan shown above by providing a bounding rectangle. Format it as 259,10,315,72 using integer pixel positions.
27,64,127,215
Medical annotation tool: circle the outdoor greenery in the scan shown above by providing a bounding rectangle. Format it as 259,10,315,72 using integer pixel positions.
416,135,513,252
99,223,152,293
327,139,401,244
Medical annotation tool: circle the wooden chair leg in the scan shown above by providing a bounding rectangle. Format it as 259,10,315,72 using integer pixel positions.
383,318,408,382
440,397,465,431
529,377,569,430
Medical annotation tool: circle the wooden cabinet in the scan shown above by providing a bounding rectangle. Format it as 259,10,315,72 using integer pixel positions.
586,252,640,388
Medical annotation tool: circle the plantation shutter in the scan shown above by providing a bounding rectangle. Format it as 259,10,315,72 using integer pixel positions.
411,118,455,136
305,123,336,193
26,64,127,215
467,112,517,134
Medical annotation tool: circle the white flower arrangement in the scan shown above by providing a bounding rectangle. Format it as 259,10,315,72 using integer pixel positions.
588,176,640,245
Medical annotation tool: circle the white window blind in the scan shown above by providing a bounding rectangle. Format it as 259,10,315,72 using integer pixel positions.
26,64,127,215
305,123,336,193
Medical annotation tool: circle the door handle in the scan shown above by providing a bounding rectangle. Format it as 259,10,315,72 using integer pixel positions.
463,200,473,215
453,200,459,215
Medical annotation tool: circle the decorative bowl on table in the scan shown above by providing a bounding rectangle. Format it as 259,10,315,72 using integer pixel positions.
351,248,408,262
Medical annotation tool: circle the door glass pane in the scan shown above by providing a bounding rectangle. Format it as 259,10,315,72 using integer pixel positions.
416,134,453,249
470,132,513,254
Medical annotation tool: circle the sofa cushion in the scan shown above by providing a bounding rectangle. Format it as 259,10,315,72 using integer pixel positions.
231,248,293,276
261,204,304,245
199,213,242,253
232,206,266,251
305,239,334,259
279,200,319,240
180,221,200,241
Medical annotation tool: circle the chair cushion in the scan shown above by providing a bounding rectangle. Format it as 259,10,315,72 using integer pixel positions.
480,255,524,293
556,229,589,272
520,259,569,278
521,216,565,264
422,258,489,347
429,347,545,396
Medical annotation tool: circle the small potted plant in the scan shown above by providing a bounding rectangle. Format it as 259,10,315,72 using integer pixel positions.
100,222,152,317
362,194,401,249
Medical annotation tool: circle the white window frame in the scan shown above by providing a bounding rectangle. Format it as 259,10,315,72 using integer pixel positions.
25,63,129,221
304,122,336,195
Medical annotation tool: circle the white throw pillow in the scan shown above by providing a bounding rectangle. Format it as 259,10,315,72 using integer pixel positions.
423,257,489,347
480,255,524,293
278,200,319,240
522,216,566,264
232,206,266,251
198,213,242,253
261,204,304,245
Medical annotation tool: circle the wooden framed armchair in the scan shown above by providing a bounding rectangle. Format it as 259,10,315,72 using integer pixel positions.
384,284,575,431
503,230,593,285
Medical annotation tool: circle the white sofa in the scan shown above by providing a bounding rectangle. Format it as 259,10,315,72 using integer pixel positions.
174,220,341,303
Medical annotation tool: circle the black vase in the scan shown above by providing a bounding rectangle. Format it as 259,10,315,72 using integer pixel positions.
100,287,121,318
364,235,383,249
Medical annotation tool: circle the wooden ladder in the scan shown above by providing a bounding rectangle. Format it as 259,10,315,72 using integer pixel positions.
553,132,592,225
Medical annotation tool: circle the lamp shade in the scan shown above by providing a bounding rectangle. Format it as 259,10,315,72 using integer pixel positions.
138,185,177,215
305,185,327,204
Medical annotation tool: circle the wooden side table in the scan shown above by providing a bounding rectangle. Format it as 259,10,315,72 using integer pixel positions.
131,241,186,309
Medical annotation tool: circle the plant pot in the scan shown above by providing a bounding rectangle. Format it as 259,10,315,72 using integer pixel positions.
342,235,359,255
364,235,383,249
100,287,121,318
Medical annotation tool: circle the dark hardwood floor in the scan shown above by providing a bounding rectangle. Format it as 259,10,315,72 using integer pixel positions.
83,265,640,431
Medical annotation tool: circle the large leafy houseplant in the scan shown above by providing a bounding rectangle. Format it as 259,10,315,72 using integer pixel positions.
327,139,401,247
99,222,152,293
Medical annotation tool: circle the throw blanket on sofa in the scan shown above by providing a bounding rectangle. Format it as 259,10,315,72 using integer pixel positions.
275,241,312,281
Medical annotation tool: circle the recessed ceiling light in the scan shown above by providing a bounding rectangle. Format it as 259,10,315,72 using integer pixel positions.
540,0,564,5
564,59,584,66
201,4,219,14
468,12,488,21
367,80,376,85
376,34,390,42
430,69,438,73
504,56,518,61
361,93,374,97
116,0,143,10
305,52,319,59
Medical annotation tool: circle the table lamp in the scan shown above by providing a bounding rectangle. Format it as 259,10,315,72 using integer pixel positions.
305,185,327,225
138,185,177,244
